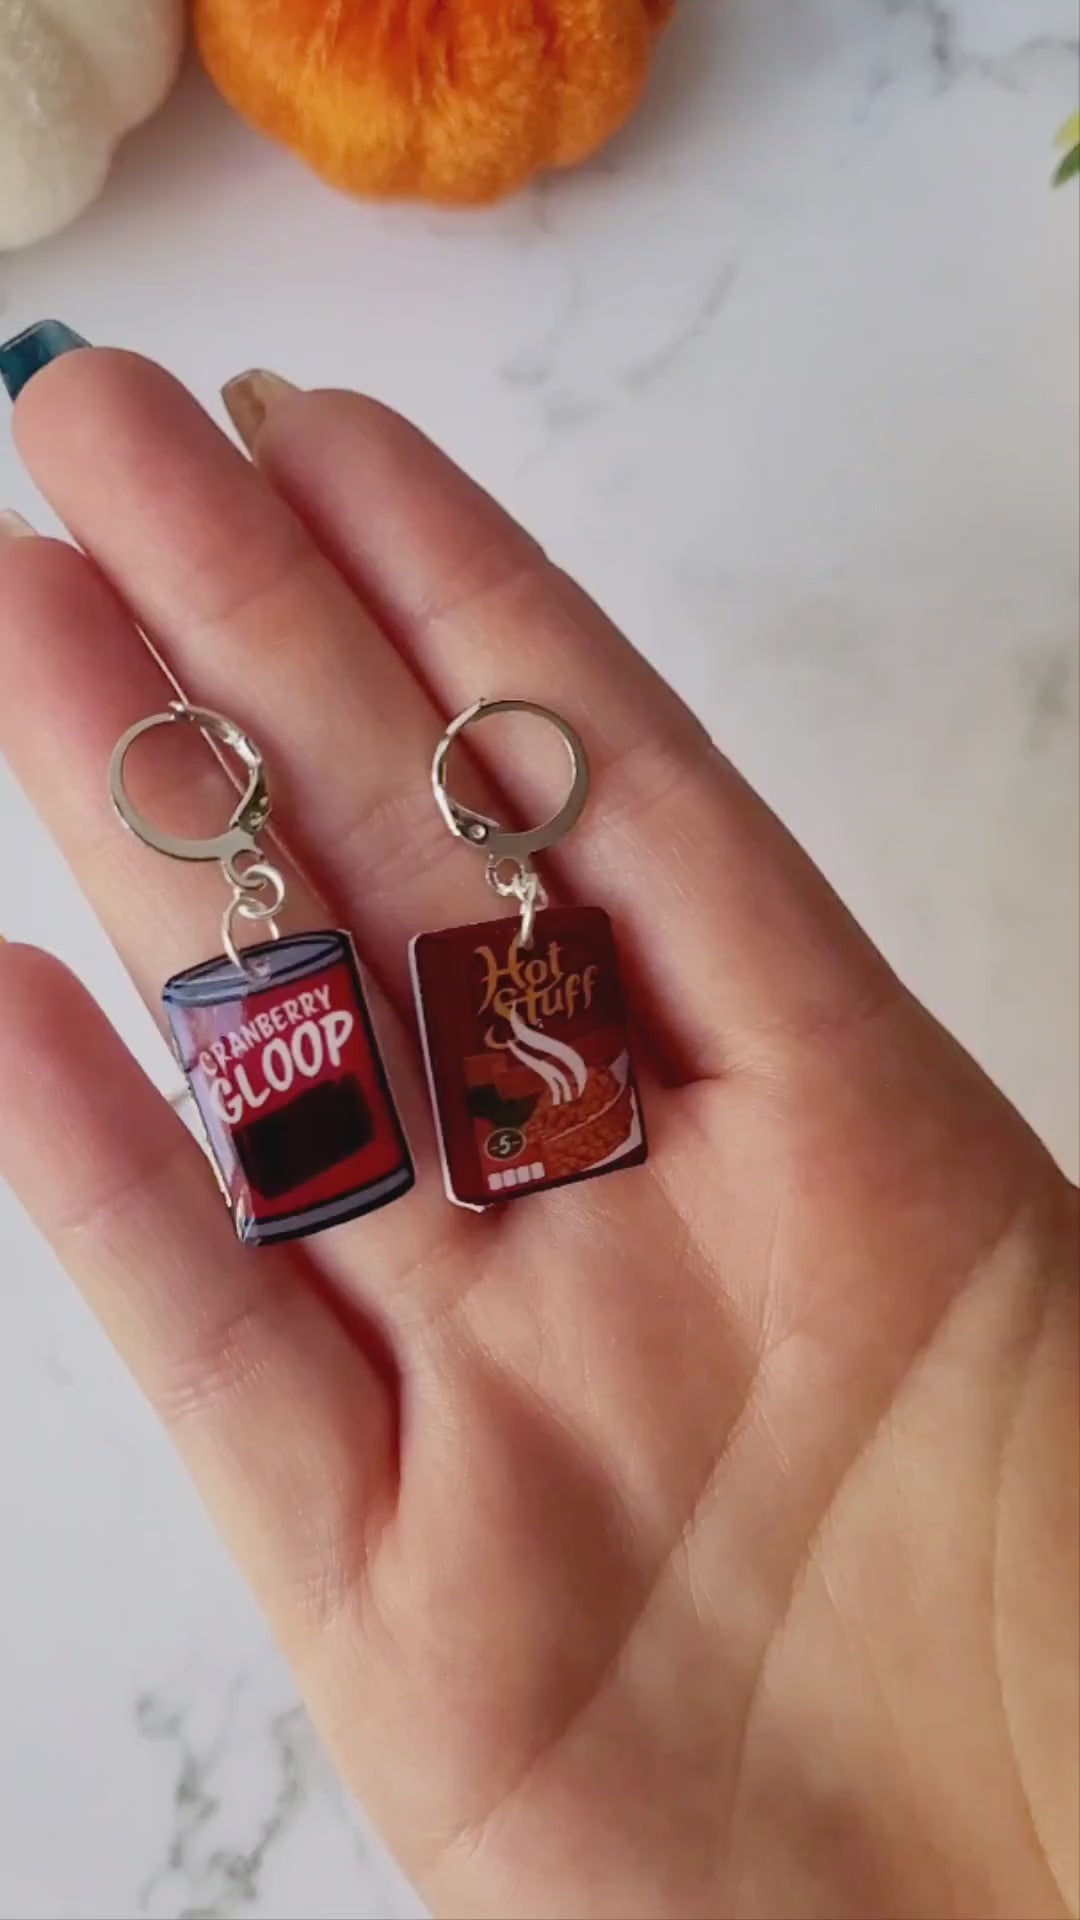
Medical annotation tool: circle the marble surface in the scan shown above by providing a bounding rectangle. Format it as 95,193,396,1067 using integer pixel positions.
0,3,1077,1915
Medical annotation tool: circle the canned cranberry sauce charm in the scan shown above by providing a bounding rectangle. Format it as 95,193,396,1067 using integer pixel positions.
109,703,414,1246
410,699,648,1210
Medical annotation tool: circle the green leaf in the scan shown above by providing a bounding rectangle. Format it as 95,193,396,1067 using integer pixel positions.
1055,110,1080,151
1053,144,1080,186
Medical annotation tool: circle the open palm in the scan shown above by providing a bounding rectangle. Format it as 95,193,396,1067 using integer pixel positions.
0,353,1076,1920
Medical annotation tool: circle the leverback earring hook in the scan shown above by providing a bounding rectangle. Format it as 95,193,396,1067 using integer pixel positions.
109,702,271,866
431,698,590,946
108,702,284,975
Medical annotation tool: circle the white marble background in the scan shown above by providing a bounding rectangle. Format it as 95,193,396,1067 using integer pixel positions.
0,3,1077,1915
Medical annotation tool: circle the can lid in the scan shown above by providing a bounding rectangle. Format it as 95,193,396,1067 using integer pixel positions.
163,931,350,1007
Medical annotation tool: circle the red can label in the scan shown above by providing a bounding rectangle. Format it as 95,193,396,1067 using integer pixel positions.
411,906,647,1209
165,931,413,1245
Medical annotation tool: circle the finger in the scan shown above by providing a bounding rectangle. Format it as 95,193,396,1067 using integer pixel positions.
244,385,899,1077
11,350,513,1016
0,533,454,1296
0,532,325,1014
0,942,394,1652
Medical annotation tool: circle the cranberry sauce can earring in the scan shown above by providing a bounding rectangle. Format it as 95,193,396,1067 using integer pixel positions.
109,702,413,1246
410,699,647,1210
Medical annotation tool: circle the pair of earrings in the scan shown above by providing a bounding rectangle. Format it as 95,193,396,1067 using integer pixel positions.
109,698,647,1246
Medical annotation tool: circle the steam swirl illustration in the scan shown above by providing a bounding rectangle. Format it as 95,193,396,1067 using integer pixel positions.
505,1005,588,1107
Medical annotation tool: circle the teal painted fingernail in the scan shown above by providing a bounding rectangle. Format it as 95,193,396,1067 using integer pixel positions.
0,321,90,401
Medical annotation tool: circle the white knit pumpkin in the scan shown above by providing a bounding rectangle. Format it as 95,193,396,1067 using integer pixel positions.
0,1,185,249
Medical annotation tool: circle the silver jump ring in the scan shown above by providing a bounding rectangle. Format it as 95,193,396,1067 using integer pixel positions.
487,857,549,948
222,866,285,978
226,853,285,901
232,863,286,917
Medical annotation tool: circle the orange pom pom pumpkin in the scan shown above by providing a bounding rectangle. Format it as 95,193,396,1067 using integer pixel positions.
195,0,676,205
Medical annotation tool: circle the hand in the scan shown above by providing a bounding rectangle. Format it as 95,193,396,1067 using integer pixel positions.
0,353,1075,1920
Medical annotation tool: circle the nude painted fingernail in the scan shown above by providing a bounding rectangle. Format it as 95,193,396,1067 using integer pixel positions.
0,509,35,540
221,369,298,452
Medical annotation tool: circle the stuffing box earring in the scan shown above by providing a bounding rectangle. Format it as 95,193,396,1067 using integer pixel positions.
410,698,648,1210
109,702,414,1246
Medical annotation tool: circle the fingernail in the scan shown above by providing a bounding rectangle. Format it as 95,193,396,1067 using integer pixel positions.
221,370,297,453
0,509,35,540
0,320,90,402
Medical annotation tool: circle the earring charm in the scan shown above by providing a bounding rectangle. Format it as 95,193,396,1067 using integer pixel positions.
411,698,647,1210
109,702,413,1245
